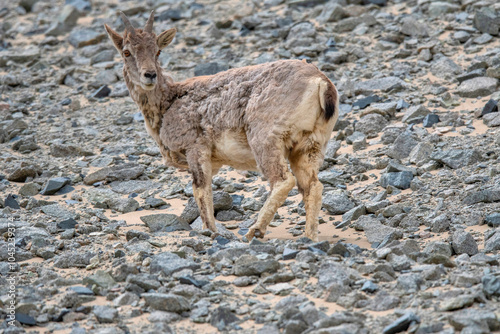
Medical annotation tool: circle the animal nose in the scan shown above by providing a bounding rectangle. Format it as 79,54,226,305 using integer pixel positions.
144,72,157,80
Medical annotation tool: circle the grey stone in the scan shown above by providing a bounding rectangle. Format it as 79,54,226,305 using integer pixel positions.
452,230,478,256
430,214,451,233
106,198,139,213
482,274,500,298
53,252,94,268
354,76,407,95
364,221,399,245
474,33,493,45
456,77,497,98
234,255,279,276
318,261,354,290
400,17,429,37
380,172,413,190
142,293,191,313
66,0,91,12
346,131,367,151
463,188,500,205
7,162,42,182
448,309,500,331
409,142,434,166
453,30,471,43
317,2,347,23
90,50,115,65
68,28,106,48
210,307,240,331
430,149,481,169
83,270,116,289
140,214,190,232
324,140,341,162
431,57,462,79
93,305,118,323
18,183,41,197
482,99,498,116
483,112,500,127
322,190,355,214
40,177,70,195
84,163,144,185
386,131,419,160
485,230,500,252
335,15,378,33
59,5,81,27
402,105,430,124
485,213,500,227
0,47,40,66
423,114,440,128
428,2,459,17
150,252,200,276
355,114,388,138
194,62,229,76
382,312,420,334
474,8,500,36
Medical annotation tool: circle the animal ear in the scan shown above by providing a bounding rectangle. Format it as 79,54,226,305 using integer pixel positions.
104,24,123,51
157,28,176,50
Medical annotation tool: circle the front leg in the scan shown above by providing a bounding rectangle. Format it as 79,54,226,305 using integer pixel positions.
188,149,216,232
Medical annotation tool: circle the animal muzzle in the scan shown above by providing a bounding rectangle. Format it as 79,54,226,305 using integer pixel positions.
141,70,157,86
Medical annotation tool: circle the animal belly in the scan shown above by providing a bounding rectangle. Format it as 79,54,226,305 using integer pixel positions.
213,131,258,170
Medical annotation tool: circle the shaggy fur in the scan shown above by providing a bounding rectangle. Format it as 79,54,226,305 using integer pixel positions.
105,12,339,241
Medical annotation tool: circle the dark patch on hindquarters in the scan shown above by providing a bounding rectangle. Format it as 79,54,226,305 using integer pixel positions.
323,82,337,121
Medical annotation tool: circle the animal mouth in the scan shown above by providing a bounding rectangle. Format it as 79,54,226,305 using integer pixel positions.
142,83,156,90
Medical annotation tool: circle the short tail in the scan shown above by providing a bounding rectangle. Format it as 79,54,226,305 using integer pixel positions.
319,80,338,121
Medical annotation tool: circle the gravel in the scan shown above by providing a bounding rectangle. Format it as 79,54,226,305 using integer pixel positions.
1,0,500,332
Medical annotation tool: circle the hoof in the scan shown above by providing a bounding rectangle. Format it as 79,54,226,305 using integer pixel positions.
305,233,318,242
210,232,220,240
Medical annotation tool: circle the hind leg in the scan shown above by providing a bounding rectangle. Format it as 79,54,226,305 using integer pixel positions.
245,141,295,240
290,146,324,242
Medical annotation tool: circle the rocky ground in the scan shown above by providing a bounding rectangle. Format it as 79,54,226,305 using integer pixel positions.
1,0,500,333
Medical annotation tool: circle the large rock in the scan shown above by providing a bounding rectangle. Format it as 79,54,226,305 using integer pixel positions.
0,47,40,67
485,230,500,252
7,162,42,182
474,8,500,36
234,255,280,276
194,62,229,76
430,149,481,169
40,177,70,195
483,112,500,127
463,188,500,205
456,77,497,98
68,28,106,48
448,309,500,332
142,293,191,313
140,214,191,232
452,230,478,256
400,17,429,37
150,252,200,276
430,57,462,79
402,105,430,124
322,190,355,215
386,131,419,160
84,163,144,185
355,114,388,138
379,172,413,190
354,77,407,95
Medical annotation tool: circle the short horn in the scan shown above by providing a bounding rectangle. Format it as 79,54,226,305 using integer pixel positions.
144,10,155,33
119,11,136,36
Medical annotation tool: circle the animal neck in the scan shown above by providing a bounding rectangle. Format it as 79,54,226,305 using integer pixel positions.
123,66,175,135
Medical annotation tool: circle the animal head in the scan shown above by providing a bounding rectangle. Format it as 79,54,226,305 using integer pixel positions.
104,11,176,91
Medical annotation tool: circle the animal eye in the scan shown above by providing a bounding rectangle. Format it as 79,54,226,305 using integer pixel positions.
156,50,161,57
123,50,131,57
